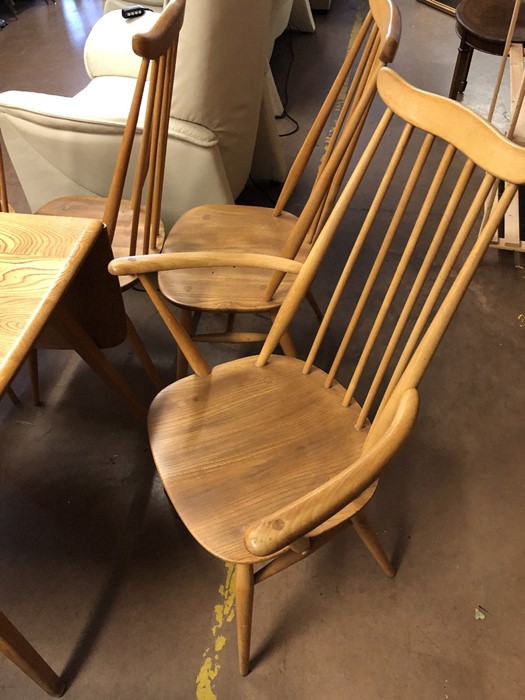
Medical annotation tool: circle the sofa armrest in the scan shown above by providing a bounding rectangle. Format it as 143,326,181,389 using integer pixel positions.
84,10,158,79
0,79,218,148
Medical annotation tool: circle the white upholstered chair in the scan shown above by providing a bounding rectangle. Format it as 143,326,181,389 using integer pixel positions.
0,0,273,231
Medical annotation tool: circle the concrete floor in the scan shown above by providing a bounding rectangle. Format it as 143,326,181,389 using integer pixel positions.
1,0,525,698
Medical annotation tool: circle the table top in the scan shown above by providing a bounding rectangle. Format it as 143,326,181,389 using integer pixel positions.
0,212,104,395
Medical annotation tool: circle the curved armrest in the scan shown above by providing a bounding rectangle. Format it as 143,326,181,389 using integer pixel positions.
244,387,420,557
108,251,303,276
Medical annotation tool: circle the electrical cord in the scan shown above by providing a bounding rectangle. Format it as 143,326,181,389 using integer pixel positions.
275,25,300,137
248,175,277,206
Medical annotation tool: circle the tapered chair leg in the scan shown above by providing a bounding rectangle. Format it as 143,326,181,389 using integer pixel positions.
50,305,147,422
125,314,164,391
176,308,192,379
28,348,42,406
5,386,19,404
306,289,323,320
235,563,254,676
351,510,395,578
0,610,65,697
270,311,297,358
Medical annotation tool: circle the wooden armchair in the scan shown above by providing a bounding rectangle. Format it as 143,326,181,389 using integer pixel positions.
24,0,187,404
108,67,525,674
159,0,401,377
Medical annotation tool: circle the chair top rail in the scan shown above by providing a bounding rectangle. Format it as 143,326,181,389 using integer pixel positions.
132,0,185,60
257,68,525,425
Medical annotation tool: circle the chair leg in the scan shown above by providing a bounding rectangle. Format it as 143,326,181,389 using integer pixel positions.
235,563,254,677
50,304,147,422
125,314,164,391
176,309,192,379
0,610,65,697
28,348,42,406
350,511,395,578
306,288,323,320
449,39,474,100
269,311,297,357
5,386,19,404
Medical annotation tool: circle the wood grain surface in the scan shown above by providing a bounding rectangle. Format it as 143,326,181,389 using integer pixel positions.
0,212,103,395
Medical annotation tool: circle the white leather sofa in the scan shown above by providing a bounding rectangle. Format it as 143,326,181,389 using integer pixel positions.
0,0,275,230
103,0,317,33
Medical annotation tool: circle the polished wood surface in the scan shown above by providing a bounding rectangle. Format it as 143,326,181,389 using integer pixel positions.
110,66,525,676
449,0,525,99
160,205,302,312
0,211,110,697
158,0,401,368
0,212,103,396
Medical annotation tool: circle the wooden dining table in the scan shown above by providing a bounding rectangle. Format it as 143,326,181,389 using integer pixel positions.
0,211,144,695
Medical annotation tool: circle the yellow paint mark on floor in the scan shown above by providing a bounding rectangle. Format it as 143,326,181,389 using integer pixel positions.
195,563,236,700
195,7,370,698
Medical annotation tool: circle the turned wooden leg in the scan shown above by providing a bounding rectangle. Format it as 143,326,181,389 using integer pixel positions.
235,563,254,676
125,314,164,391
28,348,42,406
449,39,474,100
306,289,323,320
176,309,192,380
0,611,65,697
351,511,395,578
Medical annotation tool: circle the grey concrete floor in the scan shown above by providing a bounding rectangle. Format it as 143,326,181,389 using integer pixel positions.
1,0,525,698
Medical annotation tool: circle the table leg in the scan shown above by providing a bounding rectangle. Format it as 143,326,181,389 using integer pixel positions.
50,304,148,422
0,610,65,697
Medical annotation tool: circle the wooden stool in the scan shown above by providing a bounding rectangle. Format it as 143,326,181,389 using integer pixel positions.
449,0,525,99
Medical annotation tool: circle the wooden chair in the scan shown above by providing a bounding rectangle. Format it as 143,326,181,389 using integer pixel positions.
158,0,401,377
449,0,525,100
109,67,525,674
29,0,186,401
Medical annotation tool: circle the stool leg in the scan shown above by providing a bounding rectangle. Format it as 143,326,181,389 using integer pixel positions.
449,39,474,100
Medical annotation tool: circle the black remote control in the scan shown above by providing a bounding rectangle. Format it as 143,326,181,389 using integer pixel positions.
121,6,152,19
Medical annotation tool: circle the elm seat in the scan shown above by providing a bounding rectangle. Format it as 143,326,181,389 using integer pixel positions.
449,0,525,100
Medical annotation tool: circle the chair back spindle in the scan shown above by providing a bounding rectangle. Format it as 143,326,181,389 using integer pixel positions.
264,0,401,302
258,69,525,432
103,0,185,257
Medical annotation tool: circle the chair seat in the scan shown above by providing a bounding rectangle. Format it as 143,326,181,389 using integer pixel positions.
38,195,165,289
456,0,525,52
148,354,378,564
159,204,308,313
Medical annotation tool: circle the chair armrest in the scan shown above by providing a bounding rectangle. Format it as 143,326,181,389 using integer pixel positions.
108,251,303,379
244,387,420,557
108,251,303,276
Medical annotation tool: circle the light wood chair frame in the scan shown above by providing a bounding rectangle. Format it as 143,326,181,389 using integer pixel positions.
27,0,187,408
109,66,525,677
159,0,401,377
